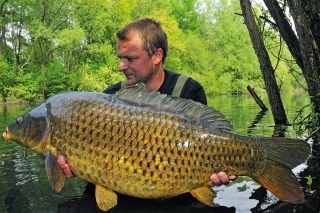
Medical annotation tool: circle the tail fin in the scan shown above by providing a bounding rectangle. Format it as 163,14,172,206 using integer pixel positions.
253,137,310,204
262,137,310,169
254,160,305,203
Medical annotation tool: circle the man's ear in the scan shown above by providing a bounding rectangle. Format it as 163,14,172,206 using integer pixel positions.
154,48,163,65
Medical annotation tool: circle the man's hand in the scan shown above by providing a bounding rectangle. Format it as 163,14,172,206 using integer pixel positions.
57,151,74,178
208,172,237,186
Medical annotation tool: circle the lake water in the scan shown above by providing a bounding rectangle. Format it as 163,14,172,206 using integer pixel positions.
0,93,319,213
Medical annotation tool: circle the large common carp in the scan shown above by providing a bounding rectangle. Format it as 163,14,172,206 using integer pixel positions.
2,84,310,211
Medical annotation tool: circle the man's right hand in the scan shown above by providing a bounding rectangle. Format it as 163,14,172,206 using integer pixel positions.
208,172,237,186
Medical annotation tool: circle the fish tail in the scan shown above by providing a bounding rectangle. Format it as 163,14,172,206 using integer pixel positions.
262,137,310,169
253,137,310,204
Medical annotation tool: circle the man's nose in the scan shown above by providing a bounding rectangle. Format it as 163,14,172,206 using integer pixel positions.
119,59,128,71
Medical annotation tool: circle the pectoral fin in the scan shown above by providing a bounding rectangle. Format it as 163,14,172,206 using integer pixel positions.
190,186,219,207
45,149,65,192
95,185,118,211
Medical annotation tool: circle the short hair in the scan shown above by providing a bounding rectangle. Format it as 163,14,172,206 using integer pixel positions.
116,18,168,63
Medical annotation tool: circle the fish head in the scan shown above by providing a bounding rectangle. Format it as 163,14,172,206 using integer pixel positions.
2,103,49,154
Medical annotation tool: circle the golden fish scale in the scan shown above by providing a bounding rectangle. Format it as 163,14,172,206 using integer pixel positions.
49,97,266,198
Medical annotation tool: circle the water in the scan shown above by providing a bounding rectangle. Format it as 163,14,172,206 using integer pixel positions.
0,94,319,213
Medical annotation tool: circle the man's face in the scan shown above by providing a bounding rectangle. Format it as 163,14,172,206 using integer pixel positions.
116,34,158,86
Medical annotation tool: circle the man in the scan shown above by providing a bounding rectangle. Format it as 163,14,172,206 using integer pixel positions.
58,18,236,187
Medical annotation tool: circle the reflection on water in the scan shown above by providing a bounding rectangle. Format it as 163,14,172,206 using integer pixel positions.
247,110,268,136
1,95,319,213
214,178,260,211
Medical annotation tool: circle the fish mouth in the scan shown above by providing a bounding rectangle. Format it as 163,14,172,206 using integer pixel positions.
2,127,10,146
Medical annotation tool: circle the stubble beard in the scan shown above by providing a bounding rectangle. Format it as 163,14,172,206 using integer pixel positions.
129,68,157,86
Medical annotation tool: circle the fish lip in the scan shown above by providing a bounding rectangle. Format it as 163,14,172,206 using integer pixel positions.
2,127,10,145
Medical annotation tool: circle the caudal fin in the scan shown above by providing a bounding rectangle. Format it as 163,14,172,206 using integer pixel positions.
262,137,310,169
253,137,310,204
254,160,305,203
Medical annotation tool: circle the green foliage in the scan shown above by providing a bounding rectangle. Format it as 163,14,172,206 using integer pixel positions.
170,0,200,31
56,26,86,49
28,19,53,40
76,64,123,92
237,184,249,192
305,175,316,194
44,60,69,97
198,0,261,94
7,70,42,103
179,32,211,74
158,11,186,72
293,99,319,136
132,0,172,19
0,57,14,102
176,30,220,95
0,0,306,103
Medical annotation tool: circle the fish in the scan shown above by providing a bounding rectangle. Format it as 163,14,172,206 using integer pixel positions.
2,83,310,211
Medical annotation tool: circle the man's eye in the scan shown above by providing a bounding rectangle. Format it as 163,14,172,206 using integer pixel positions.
127,58,135,62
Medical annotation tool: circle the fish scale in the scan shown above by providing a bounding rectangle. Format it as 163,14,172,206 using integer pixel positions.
3,84,310,211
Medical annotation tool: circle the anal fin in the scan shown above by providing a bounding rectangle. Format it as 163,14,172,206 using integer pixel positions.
190,186,219,207
95,185,118,211
45,149,65,192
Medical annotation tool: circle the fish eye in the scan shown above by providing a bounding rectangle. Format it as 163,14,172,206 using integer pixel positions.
15,117,23,124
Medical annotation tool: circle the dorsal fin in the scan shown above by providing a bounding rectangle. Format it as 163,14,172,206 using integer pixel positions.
116,83,233,131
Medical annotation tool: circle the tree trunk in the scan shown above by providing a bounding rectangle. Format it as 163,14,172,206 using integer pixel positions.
247,85,268,111
0,0,9,56
240,0,288,124
287,0,320,121
262,0,304,70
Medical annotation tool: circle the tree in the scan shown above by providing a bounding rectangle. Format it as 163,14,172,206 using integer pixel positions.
240,0,288,124
287,0,320,119
252,0,320,133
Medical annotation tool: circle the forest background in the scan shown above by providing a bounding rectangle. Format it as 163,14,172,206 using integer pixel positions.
0,0,303,102
3,0,320,142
